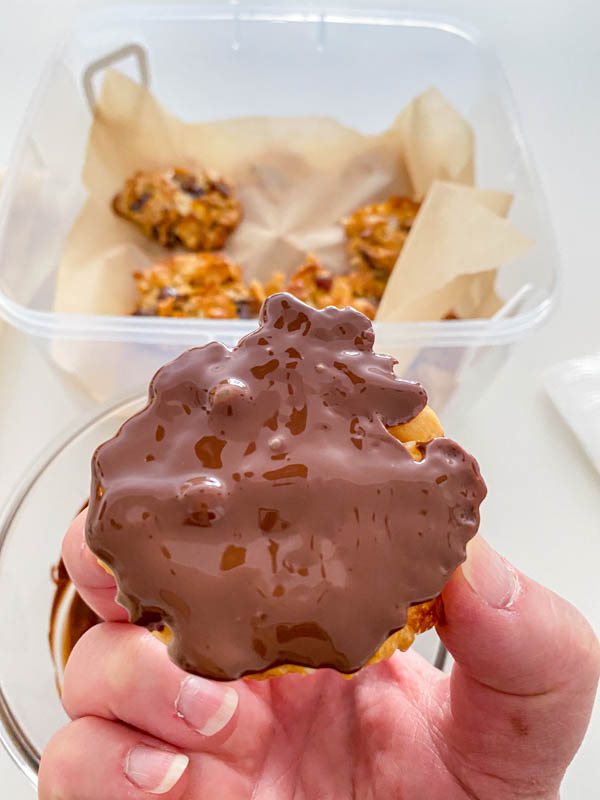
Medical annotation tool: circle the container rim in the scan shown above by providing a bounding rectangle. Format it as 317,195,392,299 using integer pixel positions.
0,3,560,347
0,290,555,346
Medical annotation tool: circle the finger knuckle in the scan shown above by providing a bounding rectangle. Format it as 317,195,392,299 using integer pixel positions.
38,719,93,799
63,622,154,716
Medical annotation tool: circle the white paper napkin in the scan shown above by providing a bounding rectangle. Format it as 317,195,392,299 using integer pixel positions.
544,353,600,475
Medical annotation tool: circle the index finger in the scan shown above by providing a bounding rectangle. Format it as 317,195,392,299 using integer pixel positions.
62,509,129,622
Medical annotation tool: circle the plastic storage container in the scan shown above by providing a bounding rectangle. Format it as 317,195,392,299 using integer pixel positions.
0,4,559,422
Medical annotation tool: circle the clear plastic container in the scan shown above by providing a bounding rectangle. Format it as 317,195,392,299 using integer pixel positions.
0,4,559,420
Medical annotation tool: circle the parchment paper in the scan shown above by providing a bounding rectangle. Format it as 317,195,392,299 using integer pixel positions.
55,70,533,321
377,183,532,321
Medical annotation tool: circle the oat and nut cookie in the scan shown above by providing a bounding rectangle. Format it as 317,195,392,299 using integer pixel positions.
133,252,263,319
113,167,242,251
344,195,420,275
273,256,379,320
89,295,486,680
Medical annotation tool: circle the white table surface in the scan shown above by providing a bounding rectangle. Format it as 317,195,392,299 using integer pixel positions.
1,0,599,796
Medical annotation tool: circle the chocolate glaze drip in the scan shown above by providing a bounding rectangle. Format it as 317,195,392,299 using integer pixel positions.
86,294,486,679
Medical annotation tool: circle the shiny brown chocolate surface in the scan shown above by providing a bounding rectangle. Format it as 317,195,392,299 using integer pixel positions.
86,294,486,680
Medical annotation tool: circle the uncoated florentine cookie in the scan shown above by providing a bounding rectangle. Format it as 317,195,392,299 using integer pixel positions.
113,167,242,251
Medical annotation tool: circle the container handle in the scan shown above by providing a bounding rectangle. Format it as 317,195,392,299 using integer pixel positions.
82,43,150,114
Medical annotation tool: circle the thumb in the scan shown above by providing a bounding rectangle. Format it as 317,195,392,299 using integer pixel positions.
437,536,600,798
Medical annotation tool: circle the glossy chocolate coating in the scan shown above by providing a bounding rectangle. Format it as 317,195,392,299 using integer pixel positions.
86,294,486,679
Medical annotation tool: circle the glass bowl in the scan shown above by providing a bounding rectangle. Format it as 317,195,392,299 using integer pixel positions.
0,393,445,788
0,395,143,787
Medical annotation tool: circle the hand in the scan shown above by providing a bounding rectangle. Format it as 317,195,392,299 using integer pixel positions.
39,511,599,799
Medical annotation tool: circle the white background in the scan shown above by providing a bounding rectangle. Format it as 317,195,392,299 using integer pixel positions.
0,0,599,796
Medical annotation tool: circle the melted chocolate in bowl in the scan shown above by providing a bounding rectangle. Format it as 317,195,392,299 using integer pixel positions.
86,294,486,680
49,560,101,680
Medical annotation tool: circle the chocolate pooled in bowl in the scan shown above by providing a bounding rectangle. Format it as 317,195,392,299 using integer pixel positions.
86,293,486,680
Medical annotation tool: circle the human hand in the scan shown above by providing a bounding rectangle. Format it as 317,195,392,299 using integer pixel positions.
39,510,599,799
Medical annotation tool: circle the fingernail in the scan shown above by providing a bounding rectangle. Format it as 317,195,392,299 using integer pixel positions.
176,676,238,736
125,745,188,795
462,536,519,609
